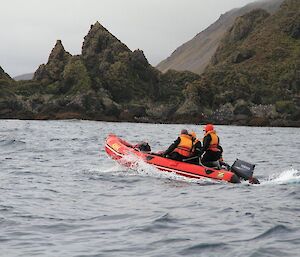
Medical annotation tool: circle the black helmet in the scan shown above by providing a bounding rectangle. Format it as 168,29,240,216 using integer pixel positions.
181,129,188,135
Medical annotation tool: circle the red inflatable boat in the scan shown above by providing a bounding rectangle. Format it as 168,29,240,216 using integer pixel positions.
105,134,245,184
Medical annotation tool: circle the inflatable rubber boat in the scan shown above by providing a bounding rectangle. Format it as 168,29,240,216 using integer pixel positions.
105,134,259,184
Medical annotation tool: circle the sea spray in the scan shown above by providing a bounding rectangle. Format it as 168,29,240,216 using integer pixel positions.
118,154,217,185
261,168,300,185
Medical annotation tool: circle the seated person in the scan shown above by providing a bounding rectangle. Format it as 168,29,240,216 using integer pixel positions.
199,124,223,167
162,129,193,162
188,131,202,165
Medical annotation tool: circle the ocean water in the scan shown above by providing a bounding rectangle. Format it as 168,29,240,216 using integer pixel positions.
0,119,299,257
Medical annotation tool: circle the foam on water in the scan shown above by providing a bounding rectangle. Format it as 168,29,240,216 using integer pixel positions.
100,163,125,173
106,154,300,187
261,168,300,185
109,154,222,185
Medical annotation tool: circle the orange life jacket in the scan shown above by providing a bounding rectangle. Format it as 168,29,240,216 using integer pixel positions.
174,134,193,157
191,138,200,154
204,130,220,152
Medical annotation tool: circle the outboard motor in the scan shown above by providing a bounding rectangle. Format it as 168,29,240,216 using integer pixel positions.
231,159,255,180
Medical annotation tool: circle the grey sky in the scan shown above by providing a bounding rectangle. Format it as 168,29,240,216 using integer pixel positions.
1,0,257,76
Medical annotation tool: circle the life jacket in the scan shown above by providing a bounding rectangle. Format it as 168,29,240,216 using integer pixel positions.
174,134,193,157
204,130,220,152
191,137,200,154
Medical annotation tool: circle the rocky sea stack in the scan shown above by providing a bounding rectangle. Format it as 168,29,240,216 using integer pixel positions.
0,22,198,122
34,40,72,84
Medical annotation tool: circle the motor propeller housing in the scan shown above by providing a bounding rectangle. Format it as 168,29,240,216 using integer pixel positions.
231,159,255,181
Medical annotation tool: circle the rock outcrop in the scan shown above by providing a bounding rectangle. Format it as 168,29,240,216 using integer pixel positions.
81,22,130,68
34,40,72,84
0,66,12,82
1,22,199,122
81,22,160,102
0,66,21,118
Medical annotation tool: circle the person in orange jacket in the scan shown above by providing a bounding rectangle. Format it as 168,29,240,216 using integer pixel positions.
162,129,194,161
188,131,202,164
199,124,223,167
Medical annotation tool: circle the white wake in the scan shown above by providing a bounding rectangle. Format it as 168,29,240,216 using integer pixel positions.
108,154,216,185
261,168,300,185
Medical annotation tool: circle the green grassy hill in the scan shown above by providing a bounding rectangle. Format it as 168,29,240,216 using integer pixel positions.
183,0,300,126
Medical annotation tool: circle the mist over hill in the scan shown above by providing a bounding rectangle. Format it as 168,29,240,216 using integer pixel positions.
13,73,34,81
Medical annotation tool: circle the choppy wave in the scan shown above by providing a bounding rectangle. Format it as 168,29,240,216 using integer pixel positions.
250,224,293,240
0,138,26,146
106,152,300,186
104,154,300,187
1,120,299,257
180,242,229,255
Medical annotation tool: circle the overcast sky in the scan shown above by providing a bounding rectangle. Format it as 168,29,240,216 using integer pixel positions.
1,0,258,77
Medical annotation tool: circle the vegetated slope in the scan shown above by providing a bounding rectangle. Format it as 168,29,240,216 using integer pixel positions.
0,66,19,117
156,0,284,74
182,0,300,126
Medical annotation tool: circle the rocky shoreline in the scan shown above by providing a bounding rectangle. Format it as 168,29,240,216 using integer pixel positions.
1,101,299,127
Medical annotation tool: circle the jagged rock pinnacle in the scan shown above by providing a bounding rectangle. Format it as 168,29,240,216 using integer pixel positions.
82,21,130,58
48,40,71,62
34,40,72,82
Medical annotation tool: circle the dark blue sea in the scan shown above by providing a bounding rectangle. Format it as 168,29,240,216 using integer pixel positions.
0,120,299,257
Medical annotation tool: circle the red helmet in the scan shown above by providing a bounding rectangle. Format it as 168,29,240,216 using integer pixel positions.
204,124,214,132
